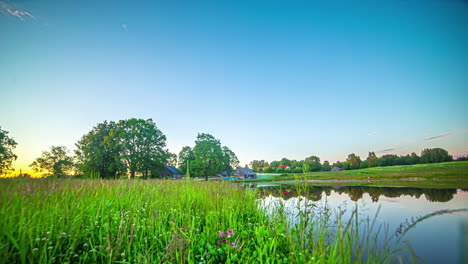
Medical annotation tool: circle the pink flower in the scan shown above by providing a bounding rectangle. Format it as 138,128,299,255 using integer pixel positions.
283,190,290,194
230,242,237,248
226,229,234,237
218,231,224,238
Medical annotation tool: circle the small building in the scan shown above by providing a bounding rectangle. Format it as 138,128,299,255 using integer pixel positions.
234,167,257,180
331,166,345,171
159,165,183,179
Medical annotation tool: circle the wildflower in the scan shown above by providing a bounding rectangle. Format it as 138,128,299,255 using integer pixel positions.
230,242,237,248
83,243,89,248
32,248,39,252
309,250,312,254
48,246,53,250
283,190,290,194
218,231,224,238
226,229,234,237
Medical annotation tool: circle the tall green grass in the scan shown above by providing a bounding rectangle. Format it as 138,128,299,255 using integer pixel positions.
0,179,423,263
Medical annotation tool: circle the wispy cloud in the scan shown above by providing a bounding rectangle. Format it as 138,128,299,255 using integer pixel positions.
121,23,128,32
0,1,35,21
424,133,451,141
376,148,396,153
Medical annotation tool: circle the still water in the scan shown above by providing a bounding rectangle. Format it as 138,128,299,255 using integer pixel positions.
251,184,468,264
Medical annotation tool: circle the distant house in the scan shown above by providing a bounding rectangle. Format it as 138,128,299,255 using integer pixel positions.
159,165,183,179
278,165,290,169
234,167,257,180
331,166,345,171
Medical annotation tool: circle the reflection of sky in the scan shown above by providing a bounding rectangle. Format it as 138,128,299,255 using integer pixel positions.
261,190,468,264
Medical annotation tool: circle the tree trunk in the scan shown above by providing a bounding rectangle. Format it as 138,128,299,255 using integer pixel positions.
130,170,135,179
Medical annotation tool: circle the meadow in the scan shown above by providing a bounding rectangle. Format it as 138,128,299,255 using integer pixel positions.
0,179,419,264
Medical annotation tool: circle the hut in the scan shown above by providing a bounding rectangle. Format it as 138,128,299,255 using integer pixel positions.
331,166,345,171
234,167,257,180
159,165,183,179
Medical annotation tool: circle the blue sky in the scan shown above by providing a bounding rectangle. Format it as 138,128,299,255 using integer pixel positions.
1,0,467,173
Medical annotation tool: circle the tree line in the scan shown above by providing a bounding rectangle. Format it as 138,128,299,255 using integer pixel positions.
0,120,239,179
249,148,454,173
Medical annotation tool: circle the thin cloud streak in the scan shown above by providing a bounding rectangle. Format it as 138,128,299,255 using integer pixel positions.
376,148,396,153
424,133,451,141
0,1,35,21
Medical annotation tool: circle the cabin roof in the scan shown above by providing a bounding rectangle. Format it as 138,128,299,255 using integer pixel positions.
165,165,183,175
234,167,256,175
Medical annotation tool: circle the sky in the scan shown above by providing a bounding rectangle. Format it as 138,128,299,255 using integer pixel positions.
1,0,467,175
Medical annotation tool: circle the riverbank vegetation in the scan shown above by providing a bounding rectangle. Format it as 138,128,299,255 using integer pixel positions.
246,161,468,188
250,148,456,174
0,179,421,263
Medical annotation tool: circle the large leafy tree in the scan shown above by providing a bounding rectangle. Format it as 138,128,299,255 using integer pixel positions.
117,118,169,178
222,146,239,175
75,121,124,179
0,126,18,175
366,152,378,167
30,146,74,177
191,133,224,180
304,156,321,172
178,146,194,175
322,160,331,171
346,153,362,169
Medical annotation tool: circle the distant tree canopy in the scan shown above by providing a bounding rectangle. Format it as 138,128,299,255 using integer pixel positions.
0,126,18,175
75,118,169,179
30,146,74,177
248,147,457,175
420,148,453,164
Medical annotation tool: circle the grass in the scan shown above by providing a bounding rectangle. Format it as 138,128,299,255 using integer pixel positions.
0,178,423,263
245,161,468,186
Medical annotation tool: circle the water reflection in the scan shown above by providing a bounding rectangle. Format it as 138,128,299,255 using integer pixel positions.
253,185,459,203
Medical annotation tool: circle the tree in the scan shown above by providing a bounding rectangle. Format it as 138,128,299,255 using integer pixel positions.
304,156,321,172
366,152,378,167
346,153,361,169
30,146,74,177
222,146,239,175
270,160,280,168
191,133,224,180
420,148,452,164
279,158,291,167
117,118,168,178
75,121,124,179
322,160,331,171
0,127,18,175
378,154,398,167
167,152,178,167
178,146,194,175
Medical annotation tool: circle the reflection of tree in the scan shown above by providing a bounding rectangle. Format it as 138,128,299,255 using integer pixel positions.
423,189,456,203
349,187,364,201
255,185,458,203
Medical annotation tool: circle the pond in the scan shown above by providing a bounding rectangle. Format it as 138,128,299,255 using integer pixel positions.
249,183,468,264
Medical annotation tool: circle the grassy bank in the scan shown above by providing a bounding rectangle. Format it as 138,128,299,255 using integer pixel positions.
0,179,412,263
251,161,468,182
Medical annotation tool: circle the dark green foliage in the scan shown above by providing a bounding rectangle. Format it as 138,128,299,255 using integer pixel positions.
178,146,194,175
116,118,169,178
346,153,361,169
30,146,74,177
304,156,321,172
75,121,125,179
0,126,17,175
191,133,237,179
420,148,453,164
322,160,331,171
